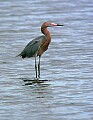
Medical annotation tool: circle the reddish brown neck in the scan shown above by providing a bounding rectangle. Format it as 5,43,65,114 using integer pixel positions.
41,27,51,43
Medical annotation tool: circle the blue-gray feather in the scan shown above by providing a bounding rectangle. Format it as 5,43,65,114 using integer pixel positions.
18,36,46,58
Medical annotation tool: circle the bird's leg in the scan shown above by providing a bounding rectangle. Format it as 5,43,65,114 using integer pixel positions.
38,55,41,79
35,55,38,79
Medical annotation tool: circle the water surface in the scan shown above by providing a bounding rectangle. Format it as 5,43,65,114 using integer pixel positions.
0,0,93,120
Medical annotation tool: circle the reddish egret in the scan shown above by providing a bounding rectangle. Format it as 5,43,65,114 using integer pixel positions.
17,22,63,80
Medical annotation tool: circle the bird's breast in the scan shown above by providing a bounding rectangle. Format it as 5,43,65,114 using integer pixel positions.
37,40,50,56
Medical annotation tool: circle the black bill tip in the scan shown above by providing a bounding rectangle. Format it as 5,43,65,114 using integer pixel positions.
57,24,64,26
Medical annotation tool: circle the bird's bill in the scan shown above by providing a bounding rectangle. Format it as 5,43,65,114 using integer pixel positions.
57,24,64,26
51,23,63,26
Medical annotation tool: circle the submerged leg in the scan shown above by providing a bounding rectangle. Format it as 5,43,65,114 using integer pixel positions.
35,55,38,79
38,56,41,79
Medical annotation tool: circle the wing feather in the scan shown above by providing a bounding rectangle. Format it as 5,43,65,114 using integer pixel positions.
18,36,46,58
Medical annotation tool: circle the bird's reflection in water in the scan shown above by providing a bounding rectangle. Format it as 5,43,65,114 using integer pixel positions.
20,78,53,101
21,78,50,86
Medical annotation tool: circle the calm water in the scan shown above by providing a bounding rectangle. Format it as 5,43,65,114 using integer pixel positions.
0,0,93,120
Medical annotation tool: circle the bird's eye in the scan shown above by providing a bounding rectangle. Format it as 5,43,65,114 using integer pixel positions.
48,23,52,27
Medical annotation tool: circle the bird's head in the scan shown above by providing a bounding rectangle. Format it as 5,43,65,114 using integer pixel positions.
41,22,63,28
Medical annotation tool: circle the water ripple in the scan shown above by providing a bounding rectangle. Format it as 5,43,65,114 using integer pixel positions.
0,0,93,120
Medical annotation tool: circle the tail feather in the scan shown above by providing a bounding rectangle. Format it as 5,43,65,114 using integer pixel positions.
16,53,26,58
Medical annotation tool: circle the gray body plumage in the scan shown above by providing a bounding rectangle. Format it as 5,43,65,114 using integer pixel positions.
18,36,46,58
17,21,63,79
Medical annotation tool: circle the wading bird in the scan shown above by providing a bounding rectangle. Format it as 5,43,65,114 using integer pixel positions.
17,22,63,80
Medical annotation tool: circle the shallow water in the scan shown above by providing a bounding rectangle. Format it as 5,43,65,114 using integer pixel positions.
0,0,93,120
